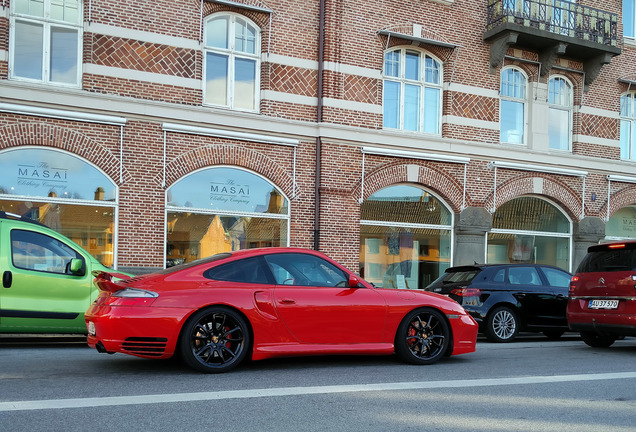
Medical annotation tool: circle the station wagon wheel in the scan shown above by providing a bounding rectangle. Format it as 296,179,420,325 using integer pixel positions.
179,307,250,373
395,308,450,365
485,306,519,343
580,331,616,348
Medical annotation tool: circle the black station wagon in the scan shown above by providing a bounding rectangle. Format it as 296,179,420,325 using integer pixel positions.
425,264,572,342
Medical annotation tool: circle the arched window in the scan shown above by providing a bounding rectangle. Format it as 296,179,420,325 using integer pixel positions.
620,92,636,160
10,0,82,85
0,147,118,266
500,67,527,144
548,76,573,151
488,196,571,271
606,205,636,240
383,48,442,134
204,13,260,111
165,167,289,267
360,184,452,289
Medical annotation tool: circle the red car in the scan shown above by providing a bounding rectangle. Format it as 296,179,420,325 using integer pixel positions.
86,248,477,373
568,241,636,347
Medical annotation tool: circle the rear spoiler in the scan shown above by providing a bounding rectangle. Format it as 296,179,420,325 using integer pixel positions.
92,270,132,293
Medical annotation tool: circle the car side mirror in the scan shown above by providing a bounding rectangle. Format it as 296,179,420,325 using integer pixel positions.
69,258,85,276
349,274,362,288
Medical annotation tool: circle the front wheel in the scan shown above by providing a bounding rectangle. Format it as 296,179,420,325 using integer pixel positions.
580,331,616,348
179,307,250,373
395,308,450,365
485,306,519,343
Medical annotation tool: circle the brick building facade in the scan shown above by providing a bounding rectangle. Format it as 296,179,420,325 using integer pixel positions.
2,0,636,286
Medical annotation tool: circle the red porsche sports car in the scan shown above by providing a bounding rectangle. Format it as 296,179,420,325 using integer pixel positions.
86,248,477,373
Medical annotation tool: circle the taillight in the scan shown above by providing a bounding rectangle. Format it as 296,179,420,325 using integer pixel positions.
569,275,579,296
104,288,158,306
450,288,481,297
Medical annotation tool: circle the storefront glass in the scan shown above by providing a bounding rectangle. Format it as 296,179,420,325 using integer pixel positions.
605,205,636,239
0,147,117,267
360,185,452,289
487,196,571,270
166,167,289,266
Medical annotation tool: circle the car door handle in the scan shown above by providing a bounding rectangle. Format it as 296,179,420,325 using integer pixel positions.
279,298,295,305
556,294,567,300
515,293,526,298
3,271,12,288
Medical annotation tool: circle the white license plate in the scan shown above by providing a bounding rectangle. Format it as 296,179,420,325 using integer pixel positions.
87,321,96,336
588,300,619,310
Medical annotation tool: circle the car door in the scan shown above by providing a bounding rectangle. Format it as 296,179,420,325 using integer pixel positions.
265,252,387,344
506,265,553,327
537,266,571,326
0,227,92,333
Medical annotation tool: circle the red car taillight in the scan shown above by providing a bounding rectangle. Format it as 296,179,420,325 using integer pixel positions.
450,288,481,297
104,288,158,306
569,275,579,296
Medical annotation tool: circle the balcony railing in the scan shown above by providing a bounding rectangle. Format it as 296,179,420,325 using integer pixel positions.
486,0,618,48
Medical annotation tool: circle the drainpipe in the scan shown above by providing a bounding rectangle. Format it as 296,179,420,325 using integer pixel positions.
314,0,325,251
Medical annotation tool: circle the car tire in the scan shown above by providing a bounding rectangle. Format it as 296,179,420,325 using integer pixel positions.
485,306,519,343
543,330,565,340
395,308,450,365
580,331,616,348
179,306,250,373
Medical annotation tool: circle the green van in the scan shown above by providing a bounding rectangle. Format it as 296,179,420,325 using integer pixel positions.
0,211,128,334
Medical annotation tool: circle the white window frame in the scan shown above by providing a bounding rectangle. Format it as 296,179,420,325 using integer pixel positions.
499,66,528,145
382,47,443,135
9,0,83,87
203,13,261,112
547,75,573,151
624,0,636,39
620,92,636,160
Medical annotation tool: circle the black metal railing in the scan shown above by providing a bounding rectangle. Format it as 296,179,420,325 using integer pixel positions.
486,0,618,47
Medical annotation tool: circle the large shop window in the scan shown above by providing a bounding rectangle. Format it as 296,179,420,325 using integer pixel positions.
204,13,260,111
606,205,636,240
10,0,82,85
500,67,527,145
383,48,442,134
360,185,452,290
165,167,289,267
0,148,118,267
488,196,571,271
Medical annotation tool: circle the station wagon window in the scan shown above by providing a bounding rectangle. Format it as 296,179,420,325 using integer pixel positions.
264,253,348,287
542,267,571,287
11,229,82,274
508,267,541,285
10,0,82,86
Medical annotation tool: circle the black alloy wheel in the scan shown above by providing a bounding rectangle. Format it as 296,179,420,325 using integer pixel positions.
395,308,450,365
179,307,250,373
580,331,617,348
485,306,519,343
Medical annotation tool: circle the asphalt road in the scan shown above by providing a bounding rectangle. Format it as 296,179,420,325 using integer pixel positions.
1,334,635,432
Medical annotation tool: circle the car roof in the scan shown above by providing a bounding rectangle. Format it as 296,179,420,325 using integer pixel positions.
444,263,569,273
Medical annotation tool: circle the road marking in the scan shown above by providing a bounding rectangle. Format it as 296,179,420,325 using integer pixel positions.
1,371,635,412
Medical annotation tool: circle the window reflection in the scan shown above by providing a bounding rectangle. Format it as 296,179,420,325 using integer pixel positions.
360,185,452,289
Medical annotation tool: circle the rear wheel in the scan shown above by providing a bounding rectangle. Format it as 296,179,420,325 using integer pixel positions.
580,331,616,348
485,306,519,343
395,308,450,365
179,307,250,373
